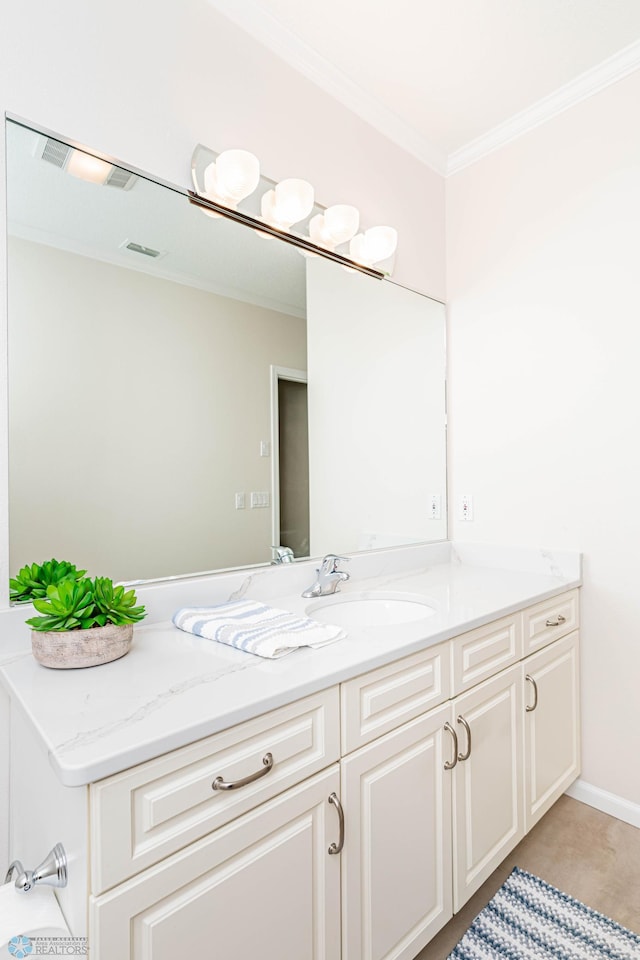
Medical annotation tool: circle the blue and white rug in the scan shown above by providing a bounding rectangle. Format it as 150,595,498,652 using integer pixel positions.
449,866,640,960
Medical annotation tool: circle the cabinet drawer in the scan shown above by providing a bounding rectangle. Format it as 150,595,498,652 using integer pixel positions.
522,589,579,655
341,642,450,754
90,687,340,893
451,614,521,695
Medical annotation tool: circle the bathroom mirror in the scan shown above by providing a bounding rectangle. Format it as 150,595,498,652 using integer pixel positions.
5,118,447,585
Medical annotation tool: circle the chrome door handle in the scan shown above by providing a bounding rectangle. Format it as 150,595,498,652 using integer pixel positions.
545,614,566,627
444,722,458,769
328,793,345,854
457,715,472,761
525,674,539,712
212,752,274,791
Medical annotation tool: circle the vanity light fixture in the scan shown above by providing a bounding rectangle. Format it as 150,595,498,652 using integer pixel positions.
349,226,398,267
309,204,359,250
261,178,315,229
202,149,260,209
66,149,112,185
190,142,396,279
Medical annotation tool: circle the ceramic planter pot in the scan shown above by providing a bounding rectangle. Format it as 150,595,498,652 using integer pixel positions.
31,622,133,669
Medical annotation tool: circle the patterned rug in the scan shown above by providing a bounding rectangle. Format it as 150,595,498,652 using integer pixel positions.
449,867,640,960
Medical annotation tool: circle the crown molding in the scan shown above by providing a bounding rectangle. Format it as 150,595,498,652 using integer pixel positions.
207,0,448,175
447,37,640,175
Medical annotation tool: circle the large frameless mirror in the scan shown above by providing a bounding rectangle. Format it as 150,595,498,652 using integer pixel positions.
5,117,447,586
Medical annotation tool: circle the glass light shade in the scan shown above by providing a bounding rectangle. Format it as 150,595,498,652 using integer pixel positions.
309,213,334,249
274,178,314,227
324,204,359,245
67,150,111,185
261,189,283,227
215,149,260,202
348,233,368,264
362,226,398,264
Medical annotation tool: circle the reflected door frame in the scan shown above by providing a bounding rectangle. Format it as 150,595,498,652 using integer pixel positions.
270,365,308,554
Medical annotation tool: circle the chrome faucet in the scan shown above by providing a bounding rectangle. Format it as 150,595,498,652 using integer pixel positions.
302,555,350,598
271,545,295,564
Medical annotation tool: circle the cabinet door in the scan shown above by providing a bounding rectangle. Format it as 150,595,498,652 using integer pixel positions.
341,702,453,960
90,766,341,960
523,631,581,831
452,664,523,912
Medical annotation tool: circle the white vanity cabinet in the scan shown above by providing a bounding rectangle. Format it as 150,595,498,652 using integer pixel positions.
5,588,579,960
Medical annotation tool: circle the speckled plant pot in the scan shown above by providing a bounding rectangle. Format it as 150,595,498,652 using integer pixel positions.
31,623,133,669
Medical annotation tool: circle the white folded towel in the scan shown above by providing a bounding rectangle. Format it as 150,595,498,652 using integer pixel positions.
172,599,346,659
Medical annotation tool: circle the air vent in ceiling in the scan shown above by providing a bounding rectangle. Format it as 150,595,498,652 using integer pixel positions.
38,137,137,190
40,138,72,169
105,166,137,191
120,240,165,260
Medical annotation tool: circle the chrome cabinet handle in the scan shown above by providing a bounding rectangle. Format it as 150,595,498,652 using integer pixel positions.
328,793,345,854
457,715,472,761
525,674,539,712
212,752,274,791
545,614,566,627
444,722,458,769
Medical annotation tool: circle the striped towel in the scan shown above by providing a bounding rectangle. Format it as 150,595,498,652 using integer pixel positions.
172,599,346,659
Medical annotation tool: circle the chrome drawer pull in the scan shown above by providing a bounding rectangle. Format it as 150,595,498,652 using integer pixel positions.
212,752,274,791
525,674,539,712
545,614,566,627
457,715,472,761
443,722,458,769
328,793,345,854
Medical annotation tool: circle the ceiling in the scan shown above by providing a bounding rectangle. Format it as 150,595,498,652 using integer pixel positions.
209,0,640,174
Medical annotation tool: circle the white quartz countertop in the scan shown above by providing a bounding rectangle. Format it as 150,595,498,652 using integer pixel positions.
0,543,581,786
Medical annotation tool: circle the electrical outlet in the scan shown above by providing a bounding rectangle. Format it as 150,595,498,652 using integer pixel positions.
459,494,474,521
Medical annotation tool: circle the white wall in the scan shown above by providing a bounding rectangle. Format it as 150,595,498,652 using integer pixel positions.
447,70,640,807
8,238,306,580
307,257,447,554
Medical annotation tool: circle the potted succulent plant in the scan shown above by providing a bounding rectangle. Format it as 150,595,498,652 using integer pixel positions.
11,559,146,669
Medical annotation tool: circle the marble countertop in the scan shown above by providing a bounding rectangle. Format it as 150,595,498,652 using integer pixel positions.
0,542,581,787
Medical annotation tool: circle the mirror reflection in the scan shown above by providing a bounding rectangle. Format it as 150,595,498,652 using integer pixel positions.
6,119,447,585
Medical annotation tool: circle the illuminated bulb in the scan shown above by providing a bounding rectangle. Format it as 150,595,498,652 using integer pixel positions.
324,204,359,245
309,213,335,249
274,178,314,227
203,150,260,208
261,189,286,229
362,225,397,263
349,226,398,265
349,233,368,264
215,149,260,203
67,150,112,185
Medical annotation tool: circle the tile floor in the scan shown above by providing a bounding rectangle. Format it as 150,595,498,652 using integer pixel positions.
414,796,640,960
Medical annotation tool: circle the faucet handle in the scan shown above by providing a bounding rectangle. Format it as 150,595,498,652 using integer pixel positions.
321,554,350,573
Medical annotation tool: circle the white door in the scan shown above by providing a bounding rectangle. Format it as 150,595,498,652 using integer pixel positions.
452,664,524,911
341,703,453,960
90,766,341,960
523,632,581,831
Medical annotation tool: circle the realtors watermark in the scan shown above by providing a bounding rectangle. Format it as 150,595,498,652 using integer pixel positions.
7,936,87,957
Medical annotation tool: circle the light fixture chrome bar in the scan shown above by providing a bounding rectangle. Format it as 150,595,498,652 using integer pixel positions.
187,191,385,280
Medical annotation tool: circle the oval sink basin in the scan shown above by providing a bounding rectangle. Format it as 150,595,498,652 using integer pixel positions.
307,592,436,628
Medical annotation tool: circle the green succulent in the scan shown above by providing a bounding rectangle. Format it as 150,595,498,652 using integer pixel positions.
25,573,146,633
26,579,100,632
92,577,146,626
10,558,87,604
